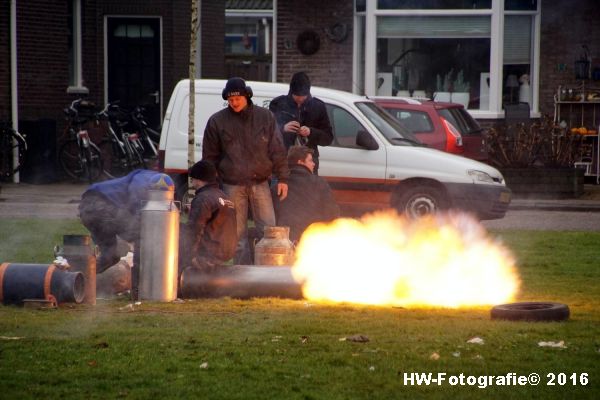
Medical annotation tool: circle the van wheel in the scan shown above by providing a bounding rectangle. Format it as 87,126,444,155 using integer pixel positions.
393,185,448,218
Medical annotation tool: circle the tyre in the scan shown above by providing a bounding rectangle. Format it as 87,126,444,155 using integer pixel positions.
58,139,103,182
490,302,570,322
392,184,448,218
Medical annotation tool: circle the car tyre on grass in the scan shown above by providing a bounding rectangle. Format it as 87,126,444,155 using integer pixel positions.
490,302,570,322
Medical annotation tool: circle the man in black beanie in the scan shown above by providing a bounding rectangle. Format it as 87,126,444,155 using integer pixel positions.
180,160,237,272
269,71,333,174
203,77,289,264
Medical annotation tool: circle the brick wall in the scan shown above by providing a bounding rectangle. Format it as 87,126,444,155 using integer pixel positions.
16,1,70,123
200,1,225,79
540,0,600,122
0,5,10,122
275,0,353,91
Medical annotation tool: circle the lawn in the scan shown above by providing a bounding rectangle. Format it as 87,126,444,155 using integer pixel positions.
0,219,598,399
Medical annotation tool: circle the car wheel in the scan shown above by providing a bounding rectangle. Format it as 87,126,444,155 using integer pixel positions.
393,184,448,218
490,302,570,322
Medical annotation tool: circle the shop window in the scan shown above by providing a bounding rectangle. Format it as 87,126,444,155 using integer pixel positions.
376,16,491,110
503,15,532,107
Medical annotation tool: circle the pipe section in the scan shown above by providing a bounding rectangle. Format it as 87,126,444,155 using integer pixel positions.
180,265,303,300
0,263,84,305
58,235,96,305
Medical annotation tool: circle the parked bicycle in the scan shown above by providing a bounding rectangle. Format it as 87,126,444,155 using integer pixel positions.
96,101,146,177
58,99,104,183
129,105,159,160
0,121,27,181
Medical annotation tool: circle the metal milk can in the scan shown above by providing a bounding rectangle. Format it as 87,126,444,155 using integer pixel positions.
139,187,179,301
254,226,295,266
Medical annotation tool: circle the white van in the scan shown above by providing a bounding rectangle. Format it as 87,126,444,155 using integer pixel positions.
158,79,511,220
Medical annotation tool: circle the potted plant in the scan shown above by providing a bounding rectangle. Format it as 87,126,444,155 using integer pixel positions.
451,70,470,108
434,71,452,102
486,116,585,198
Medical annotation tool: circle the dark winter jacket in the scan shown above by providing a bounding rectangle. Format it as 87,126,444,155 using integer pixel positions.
202,102,289,185
183,183,237,267
85,169,169,214
272,164,340,242
269,94,333,172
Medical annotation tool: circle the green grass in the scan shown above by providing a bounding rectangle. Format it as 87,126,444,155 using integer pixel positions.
0,220,599,399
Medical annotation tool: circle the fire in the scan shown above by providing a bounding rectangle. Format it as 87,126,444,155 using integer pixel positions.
291,210,519,308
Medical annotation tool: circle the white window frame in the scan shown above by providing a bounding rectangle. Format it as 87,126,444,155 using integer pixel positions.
354,0,541,119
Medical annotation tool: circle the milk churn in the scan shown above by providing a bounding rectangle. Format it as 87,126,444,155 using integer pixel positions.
139,175,179,301
55,234,96,305
254,226,295,266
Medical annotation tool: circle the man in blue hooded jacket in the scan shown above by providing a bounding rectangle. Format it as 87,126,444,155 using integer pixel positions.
78,169,174,272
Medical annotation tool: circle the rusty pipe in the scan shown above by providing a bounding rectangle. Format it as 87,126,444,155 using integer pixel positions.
58,235,96,305
180,265,303,300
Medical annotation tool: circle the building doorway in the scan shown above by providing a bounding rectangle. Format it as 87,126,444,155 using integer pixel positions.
106,17,162,129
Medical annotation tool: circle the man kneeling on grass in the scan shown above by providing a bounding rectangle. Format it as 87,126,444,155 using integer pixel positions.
272,145,340,243
180,160,237,274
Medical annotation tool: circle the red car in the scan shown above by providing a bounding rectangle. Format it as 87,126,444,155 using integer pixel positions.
371,97,488,162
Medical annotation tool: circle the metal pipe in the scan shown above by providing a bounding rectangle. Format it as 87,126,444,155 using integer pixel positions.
58,235,96,305
10,0,19,183
180,265,303,300
0,263,84,305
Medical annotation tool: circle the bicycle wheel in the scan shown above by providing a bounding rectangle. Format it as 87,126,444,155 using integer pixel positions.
84,142,104,183
0,130,27,180
58,139,103,182
98,138,125,178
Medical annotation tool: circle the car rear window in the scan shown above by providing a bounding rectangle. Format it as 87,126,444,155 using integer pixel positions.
437,108,482,136
383,108,434,134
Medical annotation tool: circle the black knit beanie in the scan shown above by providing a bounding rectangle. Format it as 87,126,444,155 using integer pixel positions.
289,72,311,96
189,160,217,182
222,77,250,99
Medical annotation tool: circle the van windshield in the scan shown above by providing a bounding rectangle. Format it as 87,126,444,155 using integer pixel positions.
356,102,423,146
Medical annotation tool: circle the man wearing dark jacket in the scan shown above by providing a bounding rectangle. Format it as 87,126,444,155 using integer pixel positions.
269,72,333,174
272,146,340,243
181,160,237,272
79,169,174,299
202,77,289,264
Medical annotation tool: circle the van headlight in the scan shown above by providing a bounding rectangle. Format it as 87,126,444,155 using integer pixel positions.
468,169,494,183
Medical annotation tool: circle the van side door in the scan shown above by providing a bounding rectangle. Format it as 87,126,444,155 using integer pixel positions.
318,103,389,209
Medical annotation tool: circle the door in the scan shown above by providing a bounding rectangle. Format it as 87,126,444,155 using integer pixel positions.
107,17,161,129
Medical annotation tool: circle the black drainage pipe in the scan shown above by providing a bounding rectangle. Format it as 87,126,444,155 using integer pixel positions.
0,263,85,305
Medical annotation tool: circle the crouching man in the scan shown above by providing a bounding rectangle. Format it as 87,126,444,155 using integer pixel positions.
180,160,237,273
272,146,340,243
78,169,174,299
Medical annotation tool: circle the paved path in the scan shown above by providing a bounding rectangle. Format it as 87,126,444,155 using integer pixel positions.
1,182,600,220
0,182,85,219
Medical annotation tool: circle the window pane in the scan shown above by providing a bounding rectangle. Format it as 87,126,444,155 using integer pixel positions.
505,0,537,11
376,37,490,110
503,16,532,106
377,0,491,9
378,16,490,38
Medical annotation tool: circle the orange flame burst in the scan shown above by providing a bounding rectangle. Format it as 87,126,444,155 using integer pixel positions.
291,210,519,308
